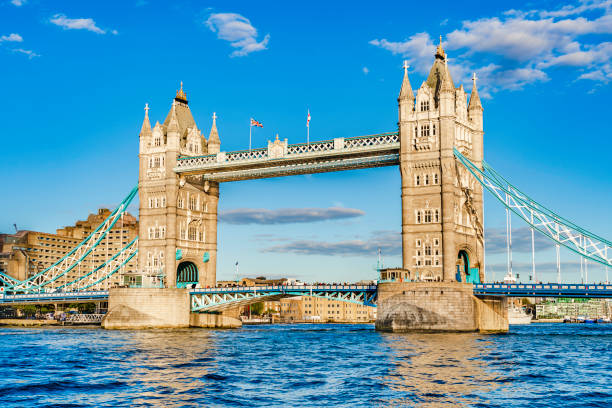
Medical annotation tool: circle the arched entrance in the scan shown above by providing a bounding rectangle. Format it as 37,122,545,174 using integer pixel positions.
457,250,480,284
177,261,198,288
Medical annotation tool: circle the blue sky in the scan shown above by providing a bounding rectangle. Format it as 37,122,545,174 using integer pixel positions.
1,0,611,283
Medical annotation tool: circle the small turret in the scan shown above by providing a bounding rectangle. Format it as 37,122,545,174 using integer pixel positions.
468,73,483,131
399,60,414,101
468,73,483,111
208,112,221,154
167,101,180,133
140,103,152,137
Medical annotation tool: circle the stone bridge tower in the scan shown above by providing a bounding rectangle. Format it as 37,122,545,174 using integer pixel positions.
398,39,484,283
137,84,218,288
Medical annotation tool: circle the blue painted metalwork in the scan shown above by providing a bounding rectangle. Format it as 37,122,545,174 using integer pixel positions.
0,290,109,305
190,285,378,312
454,148,611,268
5,186,139,293
177,262,198,288
203,252,210,263
176,248,183,261
473,283,612,298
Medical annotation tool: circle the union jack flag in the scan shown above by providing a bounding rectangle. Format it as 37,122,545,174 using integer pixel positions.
250,118,263,127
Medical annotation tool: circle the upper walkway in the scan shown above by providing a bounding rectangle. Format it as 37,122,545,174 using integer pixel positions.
174,132,399,181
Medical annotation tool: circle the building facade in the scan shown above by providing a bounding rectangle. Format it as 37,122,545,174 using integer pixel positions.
0,208,138,287
279,296,376,323
137,85,219,289
398,40,484,283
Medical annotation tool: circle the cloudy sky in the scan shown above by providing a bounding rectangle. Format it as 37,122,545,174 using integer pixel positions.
1,0,611,283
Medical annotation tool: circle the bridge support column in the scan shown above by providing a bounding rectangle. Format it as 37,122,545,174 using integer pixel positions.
375,282,507,333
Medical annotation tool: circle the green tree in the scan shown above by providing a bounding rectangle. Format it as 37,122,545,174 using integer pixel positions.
250,302,264,315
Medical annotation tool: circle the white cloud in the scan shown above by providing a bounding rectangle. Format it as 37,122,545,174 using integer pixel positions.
50,14,110,35
370,0,612,94
11,0,26,6
12,48,39,59
362,66,369,74
206,12,269,57
0,33,23,42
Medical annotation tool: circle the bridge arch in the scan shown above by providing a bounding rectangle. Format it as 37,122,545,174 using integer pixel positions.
177,261,198,288
456,249,480,284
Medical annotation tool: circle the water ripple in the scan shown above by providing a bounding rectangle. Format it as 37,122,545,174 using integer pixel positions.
0,323,610,407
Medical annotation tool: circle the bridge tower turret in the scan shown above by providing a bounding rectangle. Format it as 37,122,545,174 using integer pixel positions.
398,37,485,283
137,83,218,289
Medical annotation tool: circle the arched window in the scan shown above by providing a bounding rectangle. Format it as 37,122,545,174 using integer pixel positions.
416,211,422,224
424,174,430,185
420,100,429,111
424,210,432,223
434,209,440,222
415,175,420,186
154,137,161,147
433,173,439,184
189,196,197,211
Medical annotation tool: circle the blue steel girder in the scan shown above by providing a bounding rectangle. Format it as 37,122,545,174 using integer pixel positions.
474,283,612,298
190,285,378,312
454,148,612,268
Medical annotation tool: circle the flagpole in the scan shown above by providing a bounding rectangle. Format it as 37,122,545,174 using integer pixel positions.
249,120,252,151
307,122,309,145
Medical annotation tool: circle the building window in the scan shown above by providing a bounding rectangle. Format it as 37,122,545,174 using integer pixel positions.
154,137,161,147
433,173,439,184
416,211,422,224
433,238,439,246
434,209,440,223
425,259,432,266
188,227,197,241
154,157,161,168
424,174,430,185
178,196,184,209
424,245,432,256
424,210,432,223
420,124,430,137
415,175,420,186
435,258,440,266
161,196,166,208
420,100,429,111
189,196,197,211
432,123,436,135
415,239,422,247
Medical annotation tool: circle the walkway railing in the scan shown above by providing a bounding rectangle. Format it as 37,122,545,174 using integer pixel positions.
175,132,399,172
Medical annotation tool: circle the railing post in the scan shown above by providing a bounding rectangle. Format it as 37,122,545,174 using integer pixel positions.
216,152,226,163
333,137,344,150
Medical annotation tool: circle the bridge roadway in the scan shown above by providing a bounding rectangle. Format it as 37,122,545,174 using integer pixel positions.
1,284,611,309
174,132,400,181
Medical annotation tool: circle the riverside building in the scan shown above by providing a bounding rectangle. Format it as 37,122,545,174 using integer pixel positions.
0,208,138,287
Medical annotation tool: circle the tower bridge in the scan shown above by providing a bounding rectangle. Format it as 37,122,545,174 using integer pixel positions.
1,39,610,332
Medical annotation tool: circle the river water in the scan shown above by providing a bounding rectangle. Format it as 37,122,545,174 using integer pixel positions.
0,323,610,407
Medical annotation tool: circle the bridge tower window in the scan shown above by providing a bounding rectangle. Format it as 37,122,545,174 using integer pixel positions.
188,226,197,241
154,137,161,147
189,196,197,211
434,209,440,223
415,175,420,186
420,100,429,111
424,174,430,185
433,173,439,184
424,210,432,223
416,210,422,224
425,245,432,256
420,124,430,137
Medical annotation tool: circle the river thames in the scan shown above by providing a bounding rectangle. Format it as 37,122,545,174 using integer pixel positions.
0,323,610,407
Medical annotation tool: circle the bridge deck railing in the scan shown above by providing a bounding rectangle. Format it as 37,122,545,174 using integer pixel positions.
175,132,399,171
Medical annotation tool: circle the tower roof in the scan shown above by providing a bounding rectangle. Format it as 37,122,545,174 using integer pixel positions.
162,83,196,136
399,60,414,100
435,35,445,60
425,36,455,100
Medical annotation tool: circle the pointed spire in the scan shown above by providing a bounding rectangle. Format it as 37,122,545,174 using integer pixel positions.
440,61,454,93
208,112,220,153
140,103,152,136
468,72,483,110
435,35,446,60
399,60,414,100
167,100,180,133
175,81,188,103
